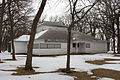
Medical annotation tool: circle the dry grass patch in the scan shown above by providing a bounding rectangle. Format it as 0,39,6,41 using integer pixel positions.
66,71,97,80
114,54,120,57
0,66,40,75
3,59,17,61
54,68,97,80
0,61,4,63
85,58,120,65
12,67,41,75
85,60,108,65
91,68,120,80
0,59,4,63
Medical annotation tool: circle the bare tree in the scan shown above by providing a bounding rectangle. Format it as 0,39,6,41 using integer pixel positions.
0,0,5,53
117,11,120,53
7,0,16,60
1,0,32,52
96,0,120,53
25,0,47,71
66,0,99,72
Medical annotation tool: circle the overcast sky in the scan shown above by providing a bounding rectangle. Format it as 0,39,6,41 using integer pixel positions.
32,0,92,20
32,0,69,20
0,0,92,20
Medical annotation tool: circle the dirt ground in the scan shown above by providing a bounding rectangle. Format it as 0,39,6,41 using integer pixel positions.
91,68,120,80
85,58,120,65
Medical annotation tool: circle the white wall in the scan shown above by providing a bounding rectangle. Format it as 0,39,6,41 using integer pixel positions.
13,41,27,53
85,41,107,53
33,43,67,55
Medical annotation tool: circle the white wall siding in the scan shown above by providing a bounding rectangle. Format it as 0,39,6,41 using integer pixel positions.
33,43,67,55
13,41,27,53
85,41,107,53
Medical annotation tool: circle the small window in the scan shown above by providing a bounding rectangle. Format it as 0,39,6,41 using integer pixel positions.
33,44,39,49
77,43,79,48
48,44,54,48
40,43,47,49
73,43,76,48
55,44,61,48
40,43,61,49
86,43,90,48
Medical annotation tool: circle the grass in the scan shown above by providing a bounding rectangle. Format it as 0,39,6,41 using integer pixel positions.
0,66,40,75
12,67,41,75
91,68,120,80
48,68,98,80
3,59,17,61
0,61,4,63
0,59,4,63
85,58,120,65
114,54,120,57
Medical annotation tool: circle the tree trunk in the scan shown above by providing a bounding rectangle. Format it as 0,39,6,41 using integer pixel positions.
106,37,110,51
8,0,16,59
25,0,47,70
117,15,120,53
0,0,5,53
66,27,72,72
111,21,116,53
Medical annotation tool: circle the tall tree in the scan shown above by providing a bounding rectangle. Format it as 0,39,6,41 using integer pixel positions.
66,0,99,72
0,0,5,53
1,0,32,52
8,0,16,60
25,0,47,70
117,12,120,53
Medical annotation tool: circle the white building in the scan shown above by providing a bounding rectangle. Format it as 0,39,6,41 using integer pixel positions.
11,21,107,55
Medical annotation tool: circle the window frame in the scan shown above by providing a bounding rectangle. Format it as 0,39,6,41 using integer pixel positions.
86,43,90,48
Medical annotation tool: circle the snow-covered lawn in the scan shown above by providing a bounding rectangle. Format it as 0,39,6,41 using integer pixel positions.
0,51,120,80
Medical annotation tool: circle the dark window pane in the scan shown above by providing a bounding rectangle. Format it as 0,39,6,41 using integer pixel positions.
77,43,79,48
73,43,76,48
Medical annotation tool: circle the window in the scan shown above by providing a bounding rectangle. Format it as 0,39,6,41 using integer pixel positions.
40,43,61,49
40,43,47,49
73,43,76,48
48,44,54,48
86,43,90,48
33,44,39,49
77,43,79,48
54,44,61,48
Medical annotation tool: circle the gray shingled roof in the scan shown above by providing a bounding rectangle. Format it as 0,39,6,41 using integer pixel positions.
72,32,106,42
36,29,68,40
35,29,106,43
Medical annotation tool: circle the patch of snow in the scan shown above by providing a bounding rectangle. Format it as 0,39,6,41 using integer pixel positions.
14,30,48,42
98,77,115,80
91,76,97,78
15,35,30,41
107,51,118,54
107,51,114,54
0,52,120,80
0,73,74,80
101,64,120,71
35,30,48,39
87,71,93,75
106,61,120,64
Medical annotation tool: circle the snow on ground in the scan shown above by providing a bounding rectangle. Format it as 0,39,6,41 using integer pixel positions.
0,51,120,80
98,78,115,80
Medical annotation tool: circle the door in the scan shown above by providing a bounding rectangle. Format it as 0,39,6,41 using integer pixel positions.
77,43,85,53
